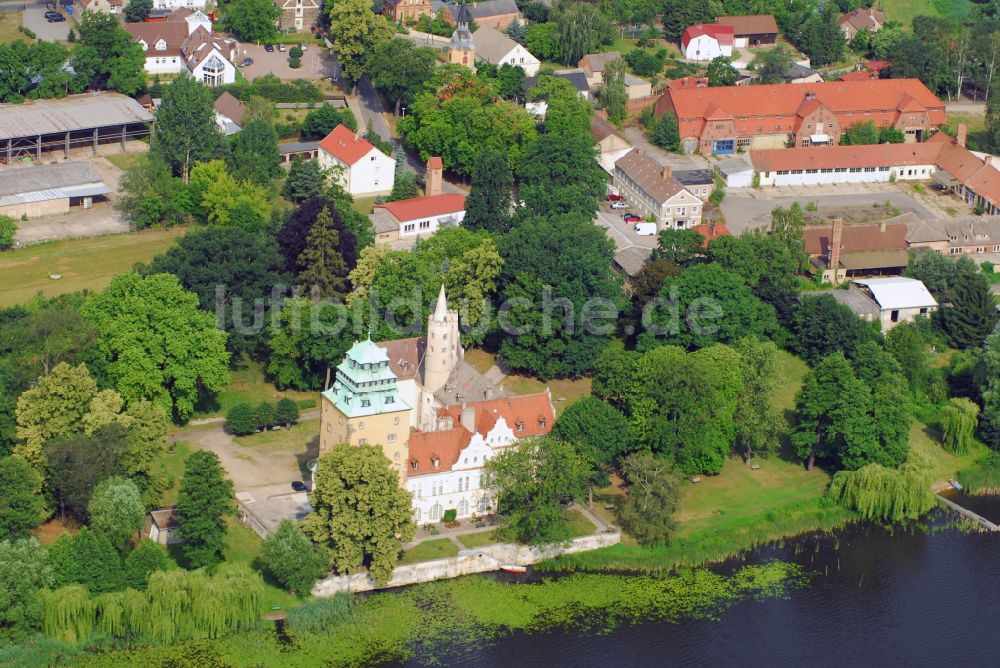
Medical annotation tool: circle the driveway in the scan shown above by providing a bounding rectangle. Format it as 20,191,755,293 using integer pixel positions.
23,4,68,42
14,206,129,245
237,43,334,81
721,186,936,235
622,125,712,170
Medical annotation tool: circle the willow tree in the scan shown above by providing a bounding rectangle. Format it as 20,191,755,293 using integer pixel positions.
827,459,934,522
942,397,980,455
44,585,94,644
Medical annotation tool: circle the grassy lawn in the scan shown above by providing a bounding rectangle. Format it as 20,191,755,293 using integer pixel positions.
192,356,317,419
564,508,597,537
606,37,639,55
399,538,459,564
771,350,809,413
103,152,148,172
0,11,23,43
456,530,498,548
161,440,191,506
944,112,989,151
909,420,986,485
223,518,299,611
0,226,186,308
464,348,496,374
883,0,973,28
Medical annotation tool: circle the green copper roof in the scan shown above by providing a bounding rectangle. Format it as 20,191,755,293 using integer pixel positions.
323,338,411,418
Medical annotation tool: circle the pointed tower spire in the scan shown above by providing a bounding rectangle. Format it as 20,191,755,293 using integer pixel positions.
433,284,448,319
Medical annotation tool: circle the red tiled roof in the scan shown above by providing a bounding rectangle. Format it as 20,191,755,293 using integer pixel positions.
692,222,732,248
438,392,555,440
318,124,378,165
427,156,443,170
802,223,909,256
839,69,878,81
667,76,708,90
715,14,778,35
125,21,188,56
682,24,734,49
373,193,466,223
407,429,472,477
749,143,945,173
376,337,424,381
658,79,945,140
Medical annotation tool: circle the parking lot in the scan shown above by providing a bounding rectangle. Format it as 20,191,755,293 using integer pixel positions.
237,43,336,81
720,184,937,235
22,4,69,42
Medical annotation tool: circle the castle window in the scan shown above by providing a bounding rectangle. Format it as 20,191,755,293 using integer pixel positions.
394,416,400,425
359,421,365,430
361,399,370,407
388,433,396,443
359,438,367,445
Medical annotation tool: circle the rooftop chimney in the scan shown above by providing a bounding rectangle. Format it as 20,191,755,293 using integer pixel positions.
426,156,443,197
957,123,967,148
661,165,672,181
460,402,476,434
830,218,844,285
880,221,887,232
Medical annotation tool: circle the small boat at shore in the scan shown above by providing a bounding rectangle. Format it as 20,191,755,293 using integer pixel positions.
950,479,964,491
499,564,527,574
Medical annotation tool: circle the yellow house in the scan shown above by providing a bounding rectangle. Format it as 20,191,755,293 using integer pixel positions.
319,338,412,483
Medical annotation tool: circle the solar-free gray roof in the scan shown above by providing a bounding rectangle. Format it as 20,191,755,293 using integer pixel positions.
0,93,154,141
0,162,109,207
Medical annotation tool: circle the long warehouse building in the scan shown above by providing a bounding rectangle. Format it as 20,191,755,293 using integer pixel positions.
0,93,154,164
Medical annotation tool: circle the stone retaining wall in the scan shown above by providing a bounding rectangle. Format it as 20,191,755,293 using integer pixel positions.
312,531,621,596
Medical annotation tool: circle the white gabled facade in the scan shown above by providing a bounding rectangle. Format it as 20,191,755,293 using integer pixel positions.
490,43,540,76
683,34,730,61
318,125,396,197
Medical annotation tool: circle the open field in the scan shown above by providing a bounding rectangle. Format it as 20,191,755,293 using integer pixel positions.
883,0,973,27
0,226,186,307
399,538,459,564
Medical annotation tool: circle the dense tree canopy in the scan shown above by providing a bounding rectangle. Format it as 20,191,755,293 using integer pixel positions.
88,476,145,553
153,75,226,182
148,226,291,356
463,147,514,234
789,294,879,365
260,519,329,595
302,444,414,585
220,0,280,42
483,436,591,544
71,12,146,95
0,538,52,642
82,273,231,422
227,119,282,186
616,453,680,545
328,0,395,81
366,39,439,115
0,456,42,541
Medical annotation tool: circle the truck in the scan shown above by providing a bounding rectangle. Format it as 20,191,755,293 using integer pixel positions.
634,222,657,236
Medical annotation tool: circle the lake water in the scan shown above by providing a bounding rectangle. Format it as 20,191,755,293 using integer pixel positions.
419,502,1000,667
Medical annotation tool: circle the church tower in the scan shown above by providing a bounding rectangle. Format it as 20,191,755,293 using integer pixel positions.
448,4,475,69
423,285,460,394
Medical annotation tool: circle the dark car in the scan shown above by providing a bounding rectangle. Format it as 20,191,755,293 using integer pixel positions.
264,44,275,52
291,481,308,492
623,214,642,223
45,11,65,22
239,57,254,67
606,194,624,202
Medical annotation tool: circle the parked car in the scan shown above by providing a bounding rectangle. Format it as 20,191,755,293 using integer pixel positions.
291,481,308,492
277,44,287,52
610,201,627,209
264,44,275,52
606,194,624,202
623,214,642,223
45,11,65,21
300,44,308,51
634,222,657,236
239,58,253,67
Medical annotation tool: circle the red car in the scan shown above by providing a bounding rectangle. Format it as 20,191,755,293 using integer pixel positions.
606,194,624,202
623,214,641,223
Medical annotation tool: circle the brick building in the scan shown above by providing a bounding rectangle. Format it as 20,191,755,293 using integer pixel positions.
654,79,946,155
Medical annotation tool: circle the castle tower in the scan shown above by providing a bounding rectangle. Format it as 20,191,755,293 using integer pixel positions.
423,285,460,396
448,4,475,69
319,338,411,484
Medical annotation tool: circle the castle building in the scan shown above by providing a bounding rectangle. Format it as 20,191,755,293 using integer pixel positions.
448,4,475,69
319,286,555,519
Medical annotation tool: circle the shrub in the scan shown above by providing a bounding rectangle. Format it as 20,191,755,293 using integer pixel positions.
123,540,169,590
253,401,276,431
225,402,258,436
289,57,301,69
442,509,457,523
274,397,300,426
289,46,303,59
259,519,328,595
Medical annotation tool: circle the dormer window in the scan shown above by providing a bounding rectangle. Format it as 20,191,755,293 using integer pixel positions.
539,417,547,428
385,396,395,403
155,39,166,51
516,420,524,432
433,457,440,468
360,399,370,408
412,460,419,470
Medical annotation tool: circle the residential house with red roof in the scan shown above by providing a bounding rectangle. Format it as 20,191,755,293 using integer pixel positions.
838,7,885,40
681,24,733,62
654,79,946,154
319,285,555,521
317,124,396,197
369,158,466,243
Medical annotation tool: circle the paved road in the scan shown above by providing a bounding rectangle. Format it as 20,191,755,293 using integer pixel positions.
721,187,935,235
398,29,450,49
622,125,711,170
355,75,392,143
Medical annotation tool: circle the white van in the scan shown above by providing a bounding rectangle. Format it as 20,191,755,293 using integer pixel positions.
634,222,657,236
